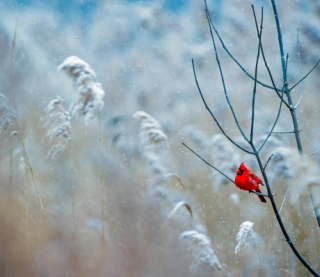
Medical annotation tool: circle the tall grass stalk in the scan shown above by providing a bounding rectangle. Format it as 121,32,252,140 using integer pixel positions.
19,156,28,250
68,141,77,275
20,135,48,232
252,234,265,276
9,21,18,191
98,110,106,243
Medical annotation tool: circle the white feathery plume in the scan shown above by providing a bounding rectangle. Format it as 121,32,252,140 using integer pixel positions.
133,111,169,177
133,111,181,206
42,96,71,159
58,56,105,122
235,221,254,254
0,94,15,134
180,230,221,274
133,111,168,152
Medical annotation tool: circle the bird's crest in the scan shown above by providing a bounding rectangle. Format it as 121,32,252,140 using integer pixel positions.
238,162,247,171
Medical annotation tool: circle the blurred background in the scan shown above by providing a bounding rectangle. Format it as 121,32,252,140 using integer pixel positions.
0,0,320,276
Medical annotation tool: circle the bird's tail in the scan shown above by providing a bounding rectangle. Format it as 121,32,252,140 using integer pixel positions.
255,188,267,203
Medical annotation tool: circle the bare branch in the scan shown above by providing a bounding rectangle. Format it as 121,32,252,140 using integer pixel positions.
251,4,290,108
182,143,271,199
203,0,283,92
304,148,320,158
268,2,320,275
294,27,304,109
258,54,287,152
192,60,253,154
268,130,301,134
249,190,273,198
204,8,249,142
182,143,235,184
250,6,263,143
263,154,274,172
290,59,320,92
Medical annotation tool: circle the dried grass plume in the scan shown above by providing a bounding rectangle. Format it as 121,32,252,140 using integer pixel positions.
58,56,105,122
180,230,221,274
235,221,254,254
42,96,71,159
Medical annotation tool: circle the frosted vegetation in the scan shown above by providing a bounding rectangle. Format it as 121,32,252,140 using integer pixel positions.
0,0,320,276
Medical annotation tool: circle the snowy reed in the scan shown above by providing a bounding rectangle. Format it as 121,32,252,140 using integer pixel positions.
58,56,105,123
180,230,221,274
133,111,169,177
235,221,254,254
42,96,71,159
59,56,107,241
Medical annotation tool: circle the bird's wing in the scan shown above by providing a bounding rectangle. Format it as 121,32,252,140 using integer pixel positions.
247,171,263,184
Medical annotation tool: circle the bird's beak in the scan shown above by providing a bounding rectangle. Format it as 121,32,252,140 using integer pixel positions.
236,169,240,174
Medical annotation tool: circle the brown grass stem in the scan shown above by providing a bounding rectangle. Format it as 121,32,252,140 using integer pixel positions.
20,135,48,232
98,111,106,243
69,141,77,275
9,20,18,192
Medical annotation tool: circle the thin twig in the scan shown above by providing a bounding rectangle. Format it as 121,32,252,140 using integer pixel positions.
204,8,249,142
250,6,263,143
182,143,234,184
290,59,320,92
182,143,270,198
203,0,283,92
294,27,304,109
191,60,253,154
249,190,273,198
258,54,287,152
305,148,320,158
268,130,301,134
251,4,290,108
279,178,292,215
263,154,273,172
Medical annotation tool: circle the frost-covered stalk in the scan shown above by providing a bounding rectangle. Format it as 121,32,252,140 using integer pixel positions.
235,221,264,275
43,96,71,159
42,95,78,260
58,56,106,242
19,156,28,249
180,230,221,275
133,111,172,201
235,221,254,254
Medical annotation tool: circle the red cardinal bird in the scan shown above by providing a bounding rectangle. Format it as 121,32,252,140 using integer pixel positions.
235,163,266,203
